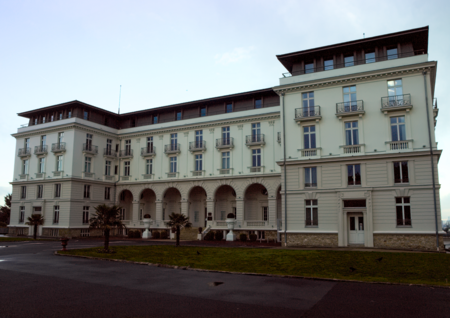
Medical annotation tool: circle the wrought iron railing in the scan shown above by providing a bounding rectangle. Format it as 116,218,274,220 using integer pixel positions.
189,141,206,152
141,146,156,156
336,100,364,114
18,148,31,157
119,149,133,158
246,134,265,145
83,144,98,154
216,138,234,148
103,148,117,157
34,145,48,155
164,143,181,153
295,106,321,119
381,94,412,108
51,143,66,152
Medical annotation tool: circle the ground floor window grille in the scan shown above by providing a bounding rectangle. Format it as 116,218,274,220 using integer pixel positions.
396,197,411,226
80,229,90,237
305,200,318,226
49,229,59,237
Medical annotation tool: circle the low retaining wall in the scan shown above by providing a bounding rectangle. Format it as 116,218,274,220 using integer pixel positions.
280,233,339,247
374,234,444,252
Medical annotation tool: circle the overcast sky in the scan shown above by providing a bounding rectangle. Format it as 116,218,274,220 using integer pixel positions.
1,0,449,218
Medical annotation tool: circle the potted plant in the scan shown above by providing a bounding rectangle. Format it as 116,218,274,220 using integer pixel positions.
142,214,153,239
225,213,236,241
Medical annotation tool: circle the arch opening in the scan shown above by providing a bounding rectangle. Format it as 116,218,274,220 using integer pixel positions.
214,185,236,221
118,189,133,220
188,186,207,228
244,184,268,221
162,188,181,221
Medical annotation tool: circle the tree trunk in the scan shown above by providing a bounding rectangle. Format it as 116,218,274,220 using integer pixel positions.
105,229,110,251
33,224,37,240
176,226,180,247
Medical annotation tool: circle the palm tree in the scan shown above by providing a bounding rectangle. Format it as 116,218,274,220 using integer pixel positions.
165,212,192,247
25,214,44,240
89,204,126,251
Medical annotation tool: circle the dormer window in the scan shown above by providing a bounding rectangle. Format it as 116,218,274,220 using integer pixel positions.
200,107,206,117
84,111,89,120
255,99,262,109
153,116,158,124
305,63,314,74
176,111,182,121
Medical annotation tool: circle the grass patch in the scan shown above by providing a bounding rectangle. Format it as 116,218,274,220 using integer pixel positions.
0,237,56,242
59,245,450,286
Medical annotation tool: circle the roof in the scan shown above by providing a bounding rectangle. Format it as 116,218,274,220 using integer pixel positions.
17,100,120,118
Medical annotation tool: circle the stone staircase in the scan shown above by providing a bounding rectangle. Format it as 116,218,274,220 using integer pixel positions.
179,227,199,241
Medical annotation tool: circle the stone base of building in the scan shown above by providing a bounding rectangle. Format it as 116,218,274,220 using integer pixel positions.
373,234,444,252
280,233,339,247
209,229,278,242
8,227,29,236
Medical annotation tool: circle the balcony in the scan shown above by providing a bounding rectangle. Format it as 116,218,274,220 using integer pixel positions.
386,140,412,151
299,148,321,158
335,101,365,118
103,175,116,181
164,144,181,155
34,145,48,155
141,146,156,157
35,173,45,179
295,106,322,123
18,148,31,157
103,148,117,158
189,141,206,153
166,172,178,178
218,168,233,175
246,134,265,147
249,166,264,173
83,172,95,179
83,144,98,155
341,144,364,154
191,170,205,177
119,149,133,159
51,143,66,153
18,174,28,181
121,175,132,181
216,138,234,150
142,174,154,180
53,171,63,177
381,94,412,113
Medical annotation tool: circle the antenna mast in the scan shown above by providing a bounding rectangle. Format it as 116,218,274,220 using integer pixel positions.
118,85,122,114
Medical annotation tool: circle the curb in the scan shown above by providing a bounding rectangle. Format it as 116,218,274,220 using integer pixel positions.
54,251,450,289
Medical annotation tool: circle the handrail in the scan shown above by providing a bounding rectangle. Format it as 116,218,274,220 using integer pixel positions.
336,100,364,114
381,94,412,108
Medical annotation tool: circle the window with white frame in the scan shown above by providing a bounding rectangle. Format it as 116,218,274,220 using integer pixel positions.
195,130,203,148
304,62,314,74
38,157,45,173
305,200,318,226
347,164,361,186
57,132,64,144
22,159,29,174
302,92,315,116
85,134,93,151
396,197,411,226
105,160,111,176
24,138,30,149
324,59,333,70
19,206,25,223
147,136,153,152
222,127,230,145
68,111,72,118
170,157,177,173
343,86,357,110
303,126,316,149
262,206,268,221
170,133,177,150
56,155,63,172
53,206,60,224
82,206,89,224
365,52,375,63
387,79,404,105
37,185,43,199
251,123,261,142
345,121,359,145
55,183,61,198
83,185,90,199
146,159,153,175
106,139,112,155
42,117,46,123
125,139,131,155
20,186,26,199
394,161,409,183
119,208,125,220
124,161,130,176
195,154,203,171
40,135,46,146
84,157,92,173
390,116,406,141
305,167,317,187
105,187,111,200
222,151,230,169
252,149,261,167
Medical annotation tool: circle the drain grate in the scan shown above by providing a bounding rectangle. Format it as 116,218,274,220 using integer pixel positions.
208,282,224,287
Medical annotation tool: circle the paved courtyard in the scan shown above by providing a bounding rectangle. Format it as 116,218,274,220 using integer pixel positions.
1,238,449,317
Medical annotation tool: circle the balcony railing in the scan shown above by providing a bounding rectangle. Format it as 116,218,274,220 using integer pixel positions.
336,101,364,117
141,146,156,157
83,172,95,178
381,94,412,110
246,134,265,146
216,138,234,149
245,221,268,227
35,173,45,179
53,171,63,177
164,143,181,154
103,148,117,158
51,143,66,153
119,149,133,158
342,145,362,154
18,148,31,157
249,166,264,173
192,170,204,177
142,174,154,180
295,106,321,122
387,140,411,151
189,141,206,152
34,145,48,155
218,168,233,175
300,148,319,157
83,144,98,155
166,172,178,178
121,175,132,181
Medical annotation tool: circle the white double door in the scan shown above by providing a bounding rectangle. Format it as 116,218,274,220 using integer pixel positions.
348,214,364,245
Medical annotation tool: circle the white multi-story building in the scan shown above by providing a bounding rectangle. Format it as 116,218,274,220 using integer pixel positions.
8,26,443,250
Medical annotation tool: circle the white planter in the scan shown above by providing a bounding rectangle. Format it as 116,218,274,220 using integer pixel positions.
142,218,153,239
226,218,236,241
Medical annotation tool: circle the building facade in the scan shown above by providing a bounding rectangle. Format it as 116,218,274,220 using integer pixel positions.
8,26,444,250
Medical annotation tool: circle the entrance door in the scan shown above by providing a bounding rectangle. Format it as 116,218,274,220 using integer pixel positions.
348,215,364,245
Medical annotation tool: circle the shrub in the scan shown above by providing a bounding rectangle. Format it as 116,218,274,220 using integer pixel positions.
204,231,214,241
239,233,247,242
135,230,142,238
160,231,168,239
143,214,151,219
127,230,135,238
227,213,235,219
153,231,160,239
215,231,224,241
249,233,257,242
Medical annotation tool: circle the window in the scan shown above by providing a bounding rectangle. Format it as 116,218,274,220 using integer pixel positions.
40,135,46,146
170,133,177,150
56,155,63,172
24,138,30,149
86,134,93,151
153,116,158,124
200,107,207,117
105,187,111,200
305,62,314,74
305,167,317,187
262,206,268,221
303,126,316,149
195,154,203,171
57,132,64,144
84,157,91,173
124,161,130,176
222,127,230,145
394,161,409,183
344,55,354,67
131,119,135,127
343,86,357,111
34,118,38,125
396,197,411,226
21,186,26,199
105,160,111,176
83,206,90,224
59,112,63,120
68,111,72,118
347,164,361,186
324,59,334,70
53,206,59,224
22,159,29,174
114,165,118,175
251,123,261,142
42,116,46,123
222,151,230,169
305,200,318,226
50,115,54,122
387,79,403,104
37,185,43,199
146,159,153,175
106,139,112,155
302,92,315,116
84,185,90,199
345,121,359,145
194,211,199,223
365,52,375,63
55,184,61,198
139,209,143,221
125,139,131,155
390,116,406,141
255,99,262,109
226,103,233,113
38,157,45,173
195,130,203,148
387,48,398,60
19,206,25,223
176,111,182,121
146,137,153,152
252,149,261,167
170,157,177,173
84,111,89,120
119,208,125,220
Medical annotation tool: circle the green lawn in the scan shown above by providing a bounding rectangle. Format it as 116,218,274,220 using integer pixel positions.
0,237,55,242
59,245,450,286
